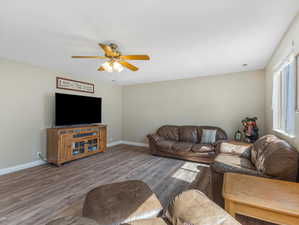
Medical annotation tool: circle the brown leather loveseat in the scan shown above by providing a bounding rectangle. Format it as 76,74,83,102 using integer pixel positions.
211,135,299,207
147,125,228,163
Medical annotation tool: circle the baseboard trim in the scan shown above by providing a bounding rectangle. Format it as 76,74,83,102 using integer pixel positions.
108,140,149,147
121,141,149,147
0,160,47,176
107,141,123,147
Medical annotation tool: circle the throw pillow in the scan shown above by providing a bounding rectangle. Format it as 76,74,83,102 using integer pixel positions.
201,129,217,144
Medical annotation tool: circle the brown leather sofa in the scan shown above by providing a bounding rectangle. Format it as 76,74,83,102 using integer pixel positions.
211,135,299,207
147,125,228,163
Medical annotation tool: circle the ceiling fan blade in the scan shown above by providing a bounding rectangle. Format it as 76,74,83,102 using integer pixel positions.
119,55,150,60
72,56,107,59
99,43,114,57
119,61,139,71
97,66,105,71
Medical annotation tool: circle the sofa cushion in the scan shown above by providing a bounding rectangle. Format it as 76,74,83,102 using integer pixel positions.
172,142,193,153
157,125,179,141
156,140,176,153
83,180,163,225
166,190,241,225
215,154,255,170
211,154,264,177
220,142,252,159
191,144,214,153
179,126,199,143
122,218,168,225
188,151,216,158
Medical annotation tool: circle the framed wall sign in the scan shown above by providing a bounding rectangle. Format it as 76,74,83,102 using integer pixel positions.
56,77,95,94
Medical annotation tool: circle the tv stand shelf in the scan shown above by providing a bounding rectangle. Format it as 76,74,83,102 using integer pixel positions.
47,125,107,166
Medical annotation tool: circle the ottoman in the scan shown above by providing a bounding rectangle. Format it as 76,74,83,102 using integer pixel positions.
83,180,163,225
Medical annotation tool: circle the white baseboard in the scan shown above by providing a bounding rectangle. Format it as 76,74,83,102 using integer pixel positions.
121,141,149,147
0,160,47,176
108,140,149,147
0,141,147,176
107,141,123,147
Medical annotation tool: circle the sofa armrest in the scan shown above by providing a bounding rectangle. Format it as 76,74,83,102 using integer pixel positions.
147,134,164,143
214,140,227,154
147,134,164,154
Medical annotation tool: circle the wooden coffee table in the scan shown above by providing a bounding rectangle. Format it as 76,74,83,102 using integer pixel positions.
223,173,299,225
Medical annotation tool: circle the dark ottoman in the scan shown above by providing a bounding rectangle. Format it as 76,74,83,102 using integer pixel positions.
83,180,163,225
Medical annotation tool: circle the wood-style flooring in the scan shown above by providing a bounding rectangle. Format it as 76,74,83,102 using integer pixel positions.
0,145,275,225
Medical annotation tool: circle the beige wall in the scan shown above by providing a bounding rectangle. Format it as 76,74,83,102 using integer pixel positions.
0,60,267,170
265,13,299,149
0,58,122,169
123,70,265,143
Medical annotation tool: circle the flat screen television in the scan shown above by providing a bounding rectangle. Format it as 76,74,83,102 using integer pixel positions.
55,93,102,126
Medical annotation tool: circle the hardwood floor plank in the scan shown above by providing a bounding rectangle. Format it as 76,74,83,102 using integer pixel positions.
0,144,271,225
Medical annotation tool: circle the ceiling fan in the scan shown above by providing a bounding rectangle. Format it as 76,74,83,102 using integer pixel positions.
72,43,150,72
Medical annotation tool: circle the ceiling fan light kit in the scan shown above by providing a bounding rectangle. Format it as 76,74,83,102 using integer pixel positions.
112,61,124,72
102,62,113,72
72,43,150,72
102,61,123,73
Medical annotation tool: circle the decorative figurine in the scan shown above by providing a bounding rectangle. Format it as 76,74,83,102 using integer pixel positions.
234,130,242,141
242,117,259,143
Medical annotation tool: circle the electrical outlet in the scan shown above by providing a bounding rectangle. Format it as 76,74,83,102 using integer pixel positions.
36,152,42,160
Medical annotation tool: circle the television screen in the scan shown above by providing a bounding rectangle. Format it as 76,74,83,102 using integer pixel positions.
55,93,102,126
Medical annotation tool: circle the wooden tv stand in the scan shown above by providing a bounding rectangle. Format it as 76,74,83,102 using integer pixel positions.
47,125,107,166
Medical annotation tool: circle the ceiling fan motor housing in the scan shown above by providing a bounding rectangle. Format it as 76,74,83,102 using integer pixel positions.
109,43,121,57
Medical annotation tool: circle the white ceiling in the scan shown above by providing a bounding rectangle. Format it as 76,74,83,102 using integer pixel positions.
1,1,299,85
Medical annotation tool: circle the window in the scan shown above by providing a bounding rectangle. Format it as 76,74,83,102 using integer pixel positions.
272,55,296,137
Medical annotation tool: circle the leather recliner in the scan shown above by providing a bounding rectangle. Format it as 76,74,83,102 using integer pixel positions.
211,135,299,207
147,125,228,164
